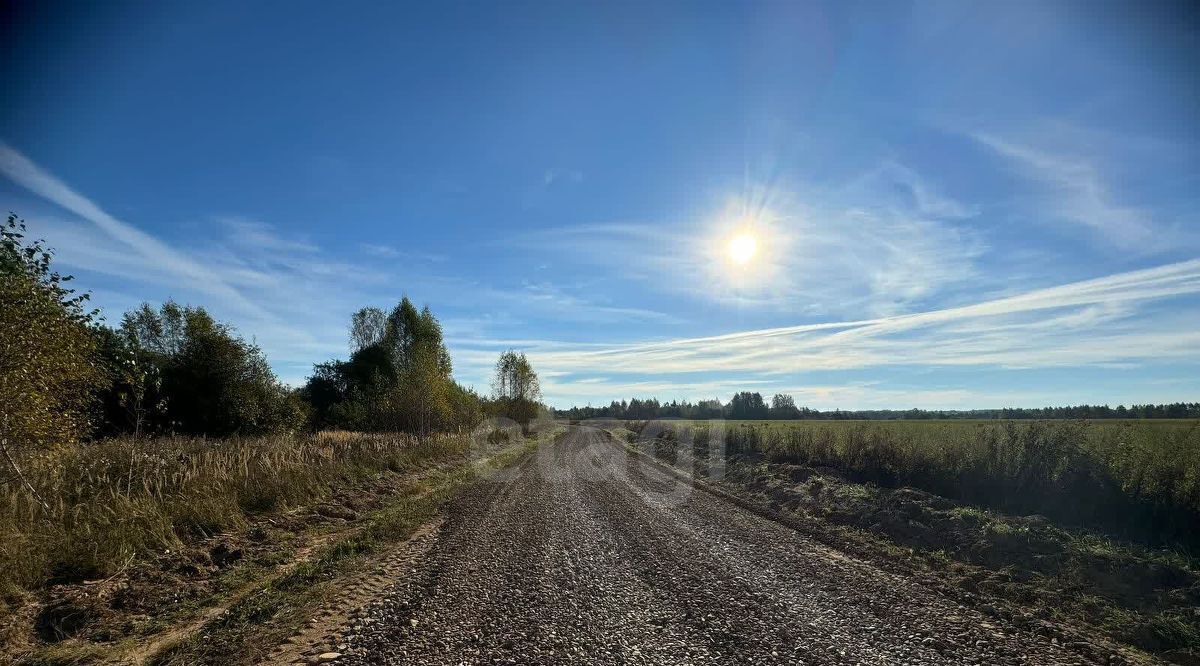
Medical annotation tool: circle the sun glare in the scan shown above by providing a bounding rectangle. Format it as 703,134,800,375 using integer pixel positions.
728,232,758,265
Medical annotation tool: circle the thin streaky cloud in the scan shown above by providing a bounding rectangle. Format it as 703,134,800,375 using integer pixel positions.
219,216,319,254
509,175,985,318
972,133,1158,247
542,168,583,187
360,243,447,262
0,144,266,317
444,258,1200,384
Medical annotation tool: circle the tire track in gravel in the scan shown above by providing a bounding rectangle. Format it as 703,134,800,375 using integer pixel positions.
337,427,1125,665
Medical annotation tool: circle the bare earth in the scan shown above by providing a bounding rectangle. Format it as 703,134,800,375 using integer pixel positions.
335,427,1111,665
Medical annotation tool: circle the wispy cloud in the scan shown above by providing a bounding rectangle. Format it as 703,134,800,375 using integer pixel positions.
361,243,402,258
219,216,319,254
360,243,447,262
542,168,583,187
973,133,1160,247
449,259,1200,400
878,161,979,220
0,143,266,316
514,190,983,317
0,144,401,383
490,281,683,325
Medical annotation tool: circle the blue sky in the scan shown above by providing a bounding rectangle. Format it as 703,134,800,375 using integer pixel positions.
2,1,1198,408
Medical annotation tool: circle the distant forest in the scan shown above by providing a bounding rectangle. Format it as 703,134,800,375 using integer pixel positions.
556,392,1200,421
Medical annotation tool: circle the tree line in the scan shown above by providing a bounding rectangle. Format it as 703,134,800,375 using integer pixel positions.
556,392,1200,421
1,213,544,470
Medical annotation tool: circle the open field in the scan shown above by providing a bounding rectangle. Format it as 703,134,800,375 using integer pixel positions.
630,419,1200,547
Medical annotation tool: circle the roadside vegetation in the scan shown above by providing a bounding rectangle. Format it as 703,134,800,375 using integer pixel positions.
147,431,549,666
0,213,547,662
626,419,1200,662
0,432,466,595
647,419,1200,546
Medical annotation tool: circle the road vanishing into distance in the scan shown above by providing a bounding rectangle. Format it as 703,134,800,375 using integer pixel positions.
338,427,1107,665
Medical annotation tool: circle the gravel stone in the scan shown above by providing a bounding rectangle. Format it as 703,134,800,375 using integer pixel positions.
339,427,1113,665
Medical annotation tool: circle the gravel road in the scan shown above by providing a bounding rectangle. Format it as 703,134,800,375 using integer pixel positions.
338,426,1111,665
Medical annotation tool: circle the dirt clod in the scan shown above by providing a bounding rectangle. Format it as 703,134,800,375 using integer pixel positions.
210,543,244,568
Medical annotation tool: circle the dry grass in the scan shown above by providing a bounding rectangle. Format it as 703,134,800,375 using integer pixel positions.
144,430,549,666
0,432,468,600
638,419,1200,546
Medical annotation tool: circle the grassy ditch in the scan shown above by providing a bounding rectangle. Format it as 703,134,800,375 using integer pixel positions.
149,433,543,665
1,431,466,596
624,420,1200,664
2,427,545,665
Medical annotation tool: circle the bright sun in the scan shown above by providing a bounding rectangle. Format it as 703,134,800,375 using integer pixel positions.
728,232,758,265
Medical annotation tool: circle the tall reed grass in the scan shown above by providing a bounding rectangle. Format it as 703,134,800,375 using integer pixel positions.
648,419,1200,547
0,432,468,597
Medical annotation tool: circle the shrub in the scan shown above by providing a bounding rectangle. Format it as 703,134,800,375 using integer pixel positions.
0,213,103,507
